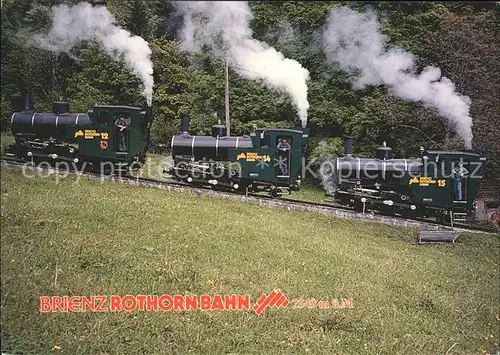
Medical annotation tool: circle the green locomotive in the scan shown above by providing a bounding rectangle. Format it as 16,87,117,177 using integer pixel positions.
5,96,153,173
327,136,487,224
168,114,309,197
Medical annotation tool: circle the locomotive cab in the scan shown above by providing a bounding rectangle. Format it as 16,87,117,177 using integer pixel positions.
234,128,307,191
408,150,486,223
84,105,151,161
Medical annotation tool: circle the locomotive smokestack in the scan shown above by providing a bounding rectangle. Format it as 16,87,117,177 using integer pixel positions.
23,90,31,112
180,112,190,135
343,135,353,158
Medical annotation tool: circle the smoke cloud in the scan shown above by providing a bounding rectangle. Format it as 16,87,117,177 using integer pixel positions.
31,2,154,106
321,6,473,148
173,1,310,128
317,159,337,195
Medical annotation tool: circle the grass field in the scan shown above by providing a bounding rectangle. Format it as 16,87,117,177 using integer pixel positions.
1,132,14,155
1,167,499,354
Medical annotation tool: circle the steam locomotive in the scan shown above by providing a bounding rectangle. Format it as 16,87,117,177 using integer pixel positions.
166,113,309,197
4,93,153,173
325,136,487,224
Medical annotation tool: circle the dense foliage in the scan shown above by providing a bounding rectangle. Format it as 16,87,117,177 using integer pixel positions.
1,1,499,188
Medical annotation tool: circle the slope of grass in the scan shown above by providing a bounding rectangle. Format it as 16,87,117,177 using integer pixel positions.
1,167,499,354
138,153,170,180
288,180,325,203
1,132,14,155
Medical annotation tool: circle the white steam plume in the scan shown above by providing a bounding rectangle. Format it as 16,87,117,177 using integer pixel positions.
173,1,310,128
321,7,473,148
31,2,154,106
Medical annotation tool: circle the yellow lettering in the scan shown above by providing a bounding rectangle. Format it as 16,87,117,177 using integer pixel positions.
74,130,84,138
246,152,260,162
83,130,105,140
418,177,437,187
236,152,271,163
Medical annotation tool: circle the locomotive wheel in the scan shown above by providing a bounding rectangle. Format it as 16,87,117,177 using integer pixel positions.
438,210,452,225
126,168,140,179
379,206,394,216
351,200,363,212
269,187,282,199
233,184,248,193
100,165,114,176
128,162,142,177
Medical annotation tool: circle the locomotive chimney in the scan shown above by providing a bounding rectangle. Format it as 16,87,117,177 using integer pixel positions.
23,90,32,112
343,135,353,158
180,112,190,135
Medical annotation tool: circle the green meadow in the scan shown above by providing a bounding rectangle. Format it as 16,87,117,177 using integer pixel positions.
1,167,498,354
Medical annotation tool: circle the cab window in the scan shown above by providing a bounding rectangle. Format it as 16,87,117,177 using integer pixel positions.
97,110,112,126
260,135,270,148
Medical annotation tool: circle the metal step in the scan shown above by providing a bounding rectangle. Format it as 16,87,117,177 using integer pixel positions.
418,230,461,244
453,212,468,222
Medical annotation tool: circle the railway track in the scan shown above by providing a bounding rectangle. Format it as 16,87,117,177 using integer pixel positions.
1,158,497,234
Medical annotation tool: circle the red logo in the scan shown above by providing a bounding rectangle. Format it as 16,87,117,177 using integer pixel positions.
253,288,289,315
100,140,108,150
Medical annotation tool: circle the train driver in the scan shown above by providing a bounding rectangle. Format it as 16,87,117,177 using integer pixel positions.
115,115,129,152
419,146,429,160
453,161,468,200
276,138,291,176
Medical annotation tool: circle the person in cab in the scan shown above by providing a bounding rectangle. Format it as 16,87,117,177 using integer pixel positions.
453,161,468,200
276,138,291,176
115,115,129,152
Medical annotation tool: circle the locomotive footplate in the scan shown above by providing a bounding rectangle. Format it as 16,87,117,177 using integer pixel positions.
6,139,80,164
167,166,242,190
333,190,419,213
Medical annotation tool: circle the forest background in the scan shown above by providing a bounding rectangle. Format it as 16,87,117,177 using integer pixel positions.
1,1,498,192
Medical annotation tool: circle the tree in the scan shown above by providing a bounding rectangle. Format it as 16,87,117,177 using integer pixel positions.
425,6,500,194
148,38,192,147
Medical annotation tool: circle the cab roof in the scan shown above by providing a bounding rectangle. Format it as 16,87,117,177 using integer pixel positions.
253,128,306,135
427,150,483,158
93,105,143,111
